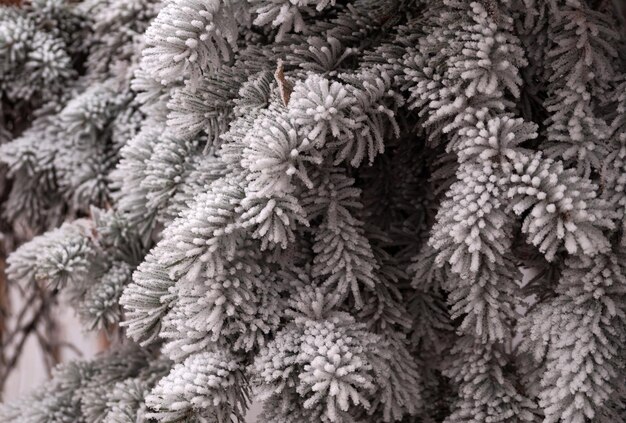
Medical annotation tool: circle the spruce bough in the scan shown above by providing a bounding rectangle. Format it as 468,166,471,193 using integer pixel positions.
0,0,625,422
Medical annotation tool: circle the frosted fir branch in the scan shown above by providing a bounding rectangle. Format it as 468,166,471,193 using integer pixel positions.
504,151,614,260
542,1,621,175
242,109,322,196
6,220,97,290
92,212,135,254
121,175,250,345
239,191,309,250
366,335,423,422
543,86,610,176
253,313,382,422
285,36,356,76
518,252,626,423
451,115,537,165
452,260,521,343
338,69,400,166
233,70,275,117
425,162,522,344
142,133,197,223
402,3,541,418
159,176,245,277
429,162,511,276
111,123,160,236
312,216,379,309
5,212,142,342
249,0,336,41
0,4,83,106
289,74,356,148
80,260,132,331
166,67,245,141
286,69,401,167
165,153,229,223
102,378,150,423
407,244,455,354
59,82,121,137
399,1,526,145
443,336,536,423
446,2,526,99
298,168,382,309
21,31,75,98
357,256,413,333
159,248,283,359
604,150,626,235
259,300,425,422
300,167,362,226
0,120,64,230
120,255,177,346
145,350,249,422
55,82,131,212
130,67,174,117
257,389,326,422
83,0,160,76
0,10,35,69
141,0,243,84
409,244,449,293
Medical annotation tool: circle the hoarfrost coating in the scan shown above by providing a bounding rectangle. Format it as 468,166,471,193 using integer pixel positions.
0,0,625,422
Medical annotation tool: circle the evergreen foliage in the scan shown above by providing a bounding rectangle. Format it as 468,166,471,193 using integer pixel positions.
0,0,625,422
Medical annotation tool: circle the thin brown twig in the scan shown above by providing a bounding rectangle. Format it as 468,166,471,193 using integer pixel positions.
0,302,42,385
0,290,39,348
0,253,8,372
0,283,61,397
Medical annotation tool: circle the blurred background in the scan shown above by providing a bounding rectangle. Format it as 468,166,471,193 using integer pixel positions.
3,289,100,402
